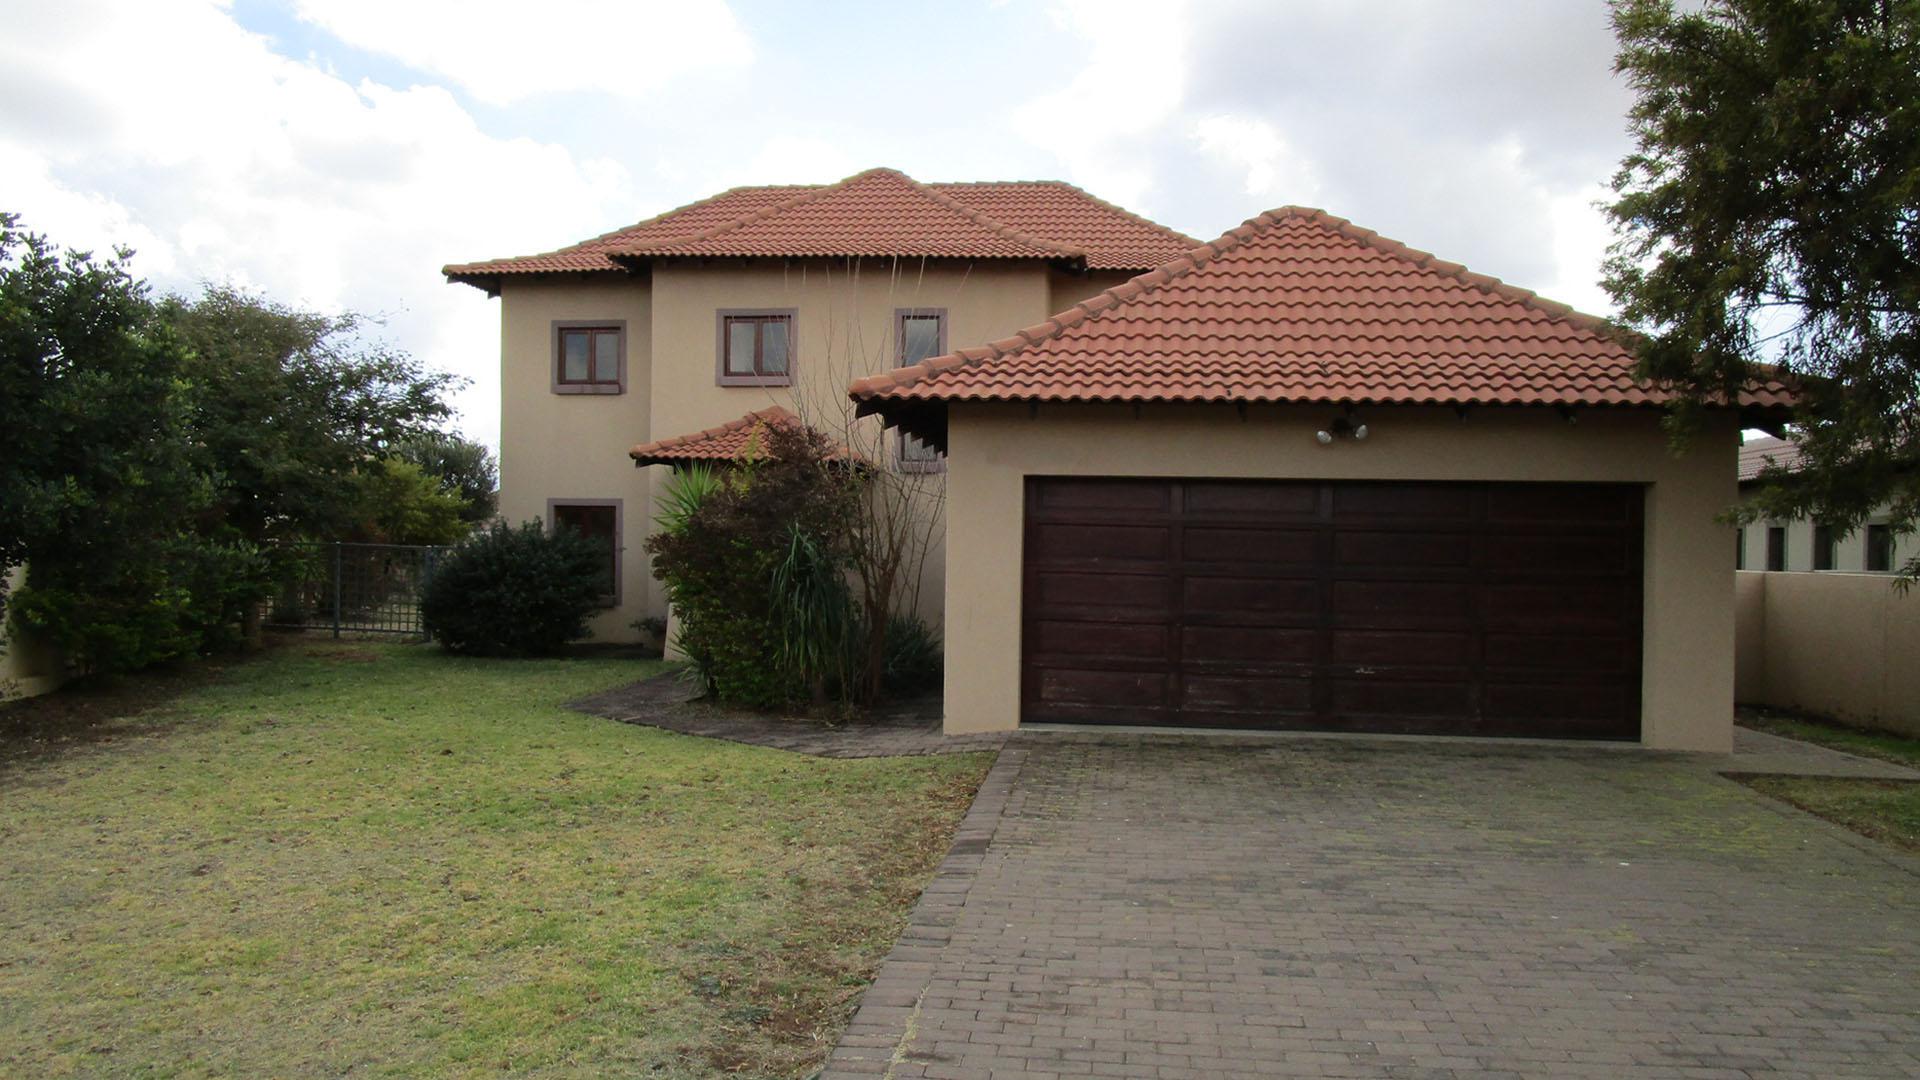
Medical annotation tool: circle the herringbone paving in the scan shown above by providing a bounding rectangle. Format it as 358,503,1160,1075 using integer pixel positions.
824,734,1920,1079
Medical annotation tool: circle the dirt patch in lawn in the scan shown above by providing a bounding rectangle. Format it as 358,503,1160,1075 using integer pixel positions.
0,649,269,769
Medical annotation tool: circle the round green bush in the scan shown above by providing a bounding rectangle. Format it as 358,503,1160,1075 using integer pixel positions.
421,520,607,656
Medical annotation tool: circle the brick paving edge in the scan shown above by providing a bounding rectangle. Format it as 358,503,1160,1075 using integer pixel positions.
816,746,1027,1079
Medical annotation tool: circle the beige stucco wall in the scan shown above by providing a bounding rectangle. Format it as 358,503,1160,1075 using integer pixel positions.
1734,570,1920,736
498,277,656,639
942,402,1740,751
646,259,1053,629
500,259,1056,641
0,566,65,700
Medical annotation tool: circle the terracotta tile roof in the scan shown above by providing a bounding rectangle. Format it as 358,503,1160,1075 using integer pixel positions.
1738,435,1806,482
628,406,862,467
445,170,1197,290
849,207,1802,413
929,180,1198,270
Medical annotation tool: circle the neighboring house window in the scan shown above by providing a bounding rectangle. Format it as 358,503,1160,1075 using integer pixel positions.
1867,523,1893,572
898,430,943,473
550,501,620,605
1766,526,1787,571
1813,523,1836,571
717,310,795,386
896,308,947,366
1735,527,1746,570
553,323,623,394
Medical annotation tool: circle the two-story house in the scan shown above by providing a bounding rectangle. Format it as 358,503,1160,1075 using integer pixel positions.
444,167,1198,641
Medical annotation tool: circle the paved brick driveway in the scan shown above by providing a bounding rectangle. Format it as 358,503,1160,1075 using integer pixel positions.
824,735,1920,1079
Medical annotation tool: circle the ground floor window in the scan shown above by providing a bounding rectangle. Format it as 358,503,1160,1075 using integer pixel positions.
551,501,620,604
1867,523,1893,572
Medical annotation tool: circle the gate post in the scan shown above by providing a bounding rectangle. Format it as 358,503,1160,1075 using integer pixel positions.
332,542,343,639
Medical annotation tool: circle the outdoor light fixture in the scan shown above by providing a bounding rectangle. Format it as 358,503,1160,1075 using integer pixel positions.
1315,416,1369,445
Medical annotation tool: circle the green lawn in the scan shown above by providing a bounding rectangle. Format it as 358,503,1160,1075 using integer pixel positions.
0,642,991,1078
1736,710,1920,854
1739,708,1920,768
1740,775,1920,853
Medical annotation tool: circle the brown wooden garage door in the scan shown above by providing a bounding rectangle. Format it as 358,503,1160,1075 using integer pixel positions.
1020,478,1644,739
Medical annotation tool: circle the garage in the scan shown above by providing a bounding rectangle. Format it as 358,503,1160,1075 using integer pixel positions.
1021,477,1644,739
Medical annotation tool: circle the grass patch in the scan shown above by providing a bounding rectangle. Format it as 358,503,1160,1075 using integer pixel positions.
1738,708,1920,768
1738,774,1920,853
0,641,991,1078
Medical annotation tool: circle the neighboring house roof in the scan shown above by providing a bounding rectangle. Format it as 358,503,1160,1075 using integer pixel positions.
627,405,861,467
849,206,1801,420
1738,435,1807,483
445,169,1200,292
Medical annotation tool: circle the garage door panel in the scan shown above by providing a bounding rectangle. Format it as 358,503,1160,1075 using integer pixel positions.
1333,483,1474,519
1029,522,1169,564
1482,583,1630,630
1181,675,1316,711
1184,576,1319,617
1330,678,1476,717
1033,479,1170,515
1028,619,1167,659
1182,526,1319,565
1484,533,1633,576
1334,530,1473,569
1022,478,1642,740
1331,581,1476,627
1331,630,1475,667
1181,625,1319,662
1182,481,1320,517
1033,667,1173,707
1484,633,1634,673
1486,484,1636,525
1031,570,1170,612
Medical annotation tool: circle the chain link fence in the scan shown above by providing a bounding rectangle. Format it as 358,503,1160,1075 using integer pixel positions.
265,542,447,638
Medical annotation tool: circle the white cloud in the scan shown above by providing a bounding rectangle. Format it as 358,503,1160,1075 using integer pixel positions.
1191,114,1322,205
1009,0,1192,209
292,0,754,106
0,0,638,448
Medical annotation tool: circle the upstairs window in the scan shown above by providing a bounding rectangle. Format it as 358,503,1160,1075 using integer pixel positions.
1867,523,1893,572
554,324,623,394
551,501,620,604
718,311,794,386
1813,523,1836,571
1766,526,1787,571
898,431,943,473
897,308,947,366
1735,527,1746,570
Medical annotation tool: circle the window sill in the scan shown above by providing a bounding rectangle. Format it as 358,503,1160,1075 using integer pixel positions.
554,383,625,395
717,375,793,388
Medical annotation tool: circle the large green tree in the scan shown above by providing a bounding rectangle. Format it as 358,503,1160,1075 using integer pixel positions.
2,218,478,674
1605,0,1920,573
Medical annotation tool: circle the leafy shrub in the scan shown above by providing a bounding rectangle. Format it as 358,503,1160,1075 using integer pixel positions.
877,614,943,697
647,426,860,708
420,520,606,656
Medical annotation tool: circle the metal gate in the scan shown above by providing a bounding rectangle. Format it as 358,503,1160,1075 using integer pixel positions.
265,542,446,637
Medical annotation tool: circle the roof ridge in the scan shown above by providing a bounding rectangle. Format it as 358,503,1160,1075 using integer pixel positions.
1294,208,1621,338
848,209,1291,399
443,184,818,276
612,167,1085,261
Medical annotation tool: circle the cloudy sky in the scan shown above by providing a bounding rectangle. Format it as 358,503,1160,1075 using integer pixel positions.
1,0,1636,447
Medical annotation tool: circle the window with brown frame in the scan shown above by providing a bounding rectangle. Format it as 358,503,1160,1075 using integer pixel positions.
1867,523,1893,572
896,308,947,366
897,430,943,473
552,503,619,604
1813,523,1837,570
1766,526,1787,571
718,311,793,386
556,325,622,391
